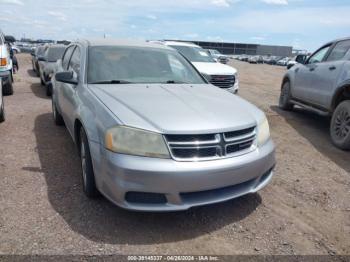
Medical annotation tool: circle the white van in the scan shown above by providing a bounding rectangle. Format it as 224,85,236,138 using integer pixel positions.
162,41,239,94
0,30,14,95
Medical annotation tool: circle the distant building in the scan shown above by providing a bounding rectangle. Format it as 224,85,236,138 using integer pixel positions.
165,40,293,57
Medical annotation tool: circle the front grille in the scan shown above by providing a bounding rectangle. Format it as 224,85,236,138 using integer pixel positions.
164,126,256,161
209,75,235,89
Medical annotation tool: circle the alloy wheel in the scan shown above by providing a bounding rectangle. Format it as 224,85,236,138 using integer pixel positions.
334,109,350,139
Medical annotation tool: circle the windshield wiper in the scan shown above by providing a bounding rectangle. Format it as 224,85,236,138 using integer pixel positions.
164,80,188,84
89,80,132,84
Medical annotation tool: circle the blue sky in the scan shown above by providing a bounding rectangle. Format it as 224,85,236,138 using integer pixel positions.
0,0,349,51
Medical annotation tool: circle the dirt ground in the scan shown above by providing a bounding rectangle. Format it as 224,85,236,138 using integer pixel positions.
0,54,349,256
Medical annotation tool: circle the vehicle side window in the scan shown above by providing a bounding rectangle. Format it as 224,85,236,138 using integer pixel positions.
307,45,331,64
68,47,81,78
62,46,75,70
326,40,350,62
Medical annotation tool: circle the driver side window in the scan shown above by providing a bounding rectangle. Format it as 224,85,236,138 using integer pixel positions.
308,45,331,64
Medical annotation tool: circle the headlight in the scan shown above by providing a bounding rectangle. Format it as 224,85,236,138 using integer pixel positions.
105,126,170,158
257,117,270,146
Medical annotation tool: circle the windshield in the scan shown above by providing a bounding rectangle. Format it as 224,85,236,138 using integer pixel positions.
47,47,65,62
87,46,206,84
169,45,216,63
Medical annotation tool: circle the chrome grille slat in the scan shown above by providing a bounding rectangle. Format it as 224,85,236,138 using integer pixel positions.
164,127,256,162
209,75,235,89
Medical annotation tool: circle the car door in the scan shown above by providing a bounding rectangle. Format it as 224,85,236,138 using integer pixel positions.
59,46,81,136
307,40,350,108
292,45,331,102
55,45,75,118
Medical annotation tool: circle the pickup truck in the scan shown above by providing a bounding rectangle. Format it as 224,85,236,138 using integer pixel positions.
279,37,350,150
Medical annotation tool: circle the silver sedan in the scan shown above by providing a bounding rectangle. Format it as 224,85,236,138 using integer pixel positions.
52,39,275,211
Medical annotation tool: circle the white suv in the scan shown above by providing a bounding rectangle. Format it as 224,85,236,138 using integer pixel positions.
161,41,239,94
0,30,13,95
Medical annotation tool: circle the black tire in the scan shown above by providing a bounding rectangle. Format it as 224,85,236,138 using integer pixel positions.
330,100,350,150
279,81,294,111
80,128,99,198
36,63,40,77
2,73,13,96
46,83,52,96
0,96,5,123
52,99,64,126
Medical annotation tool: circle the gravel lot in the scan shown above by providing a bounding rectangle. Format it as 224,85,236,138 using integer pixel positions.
0,54,349,255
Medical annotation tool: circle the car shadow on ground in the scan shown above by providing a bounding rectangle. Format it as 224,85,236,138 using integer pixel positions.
30,83,49,99
26,68,37,78
271,105,350,173
26,112,262,245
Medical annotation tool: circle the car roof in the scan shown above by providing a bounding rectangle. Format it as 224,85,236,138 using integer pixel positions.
47,44,66,50
324,37,350,46
162,41,200,48
78,38,173,50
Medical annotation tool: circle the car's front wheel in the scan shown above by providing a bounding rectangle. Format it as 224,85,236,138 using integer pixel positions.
279,81,294,111
330,100,350,150
3,72,14,96
80,128,99,198
0,96,5,123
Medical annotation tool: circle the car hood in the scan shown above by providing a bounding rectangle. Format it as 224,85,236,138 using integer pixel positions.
90,84,264,134
192,62,237,76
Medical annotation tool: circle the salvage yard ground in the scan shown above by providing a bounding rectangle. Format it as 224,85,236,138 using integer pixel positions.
0,54,349,255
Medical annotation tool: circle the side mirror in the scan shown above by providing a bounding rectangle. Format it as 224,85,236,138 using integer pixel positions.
296,55,307,64
38,56,46,62
55,71,78,85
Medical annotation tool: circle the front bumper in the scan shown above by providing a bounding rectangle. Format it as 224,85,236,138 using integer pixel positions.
91,138,275,211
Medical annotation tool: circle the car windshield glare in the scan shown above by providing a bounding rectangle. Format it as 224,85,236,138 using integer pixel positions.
87,46,206,84
169,45,216,63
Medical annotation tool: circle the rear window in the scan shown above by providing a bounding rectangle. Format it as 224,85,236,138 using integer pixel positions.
47,47,65,62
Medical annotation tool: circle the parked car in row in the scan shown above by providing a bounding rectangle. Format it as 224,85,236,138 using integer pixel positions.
238,54,249,62
279,37,350,150
31,45,48,76
277,57,290,66
11,45,21,54
159,41,239,93
51,39,275,211
206,49,230,64
248,55,264,64
0,31,14,96
38,45,65,96
0,78,5,122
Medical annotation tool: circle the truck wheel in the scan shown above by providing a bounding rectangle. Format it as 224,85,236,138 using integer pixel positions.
279,81,293,111
0,96,5,123
330,100,350,150
52,99,64,126
3,73,14,96
80,127,99,198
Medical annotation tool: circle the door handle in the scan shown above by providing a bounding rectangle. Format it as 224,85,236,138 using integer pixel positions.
309,67,315,72
329,66,336,71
